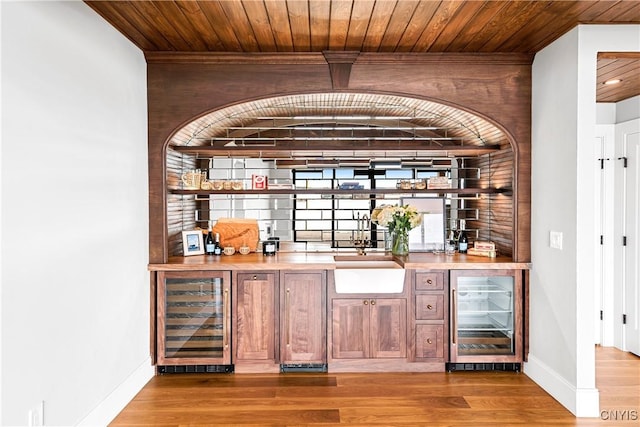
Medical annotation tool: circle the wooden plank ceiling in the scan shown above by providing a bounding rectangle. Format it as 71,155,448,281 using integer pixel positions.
86,1,640,102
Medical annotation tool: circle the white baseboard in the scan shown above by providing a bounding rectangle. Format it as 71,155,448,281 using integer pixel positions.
76,358,154,426
524,354,600,417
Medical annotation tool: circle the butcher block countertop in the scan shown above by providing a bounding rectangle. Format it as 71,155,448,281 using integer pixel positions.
149,252,531,271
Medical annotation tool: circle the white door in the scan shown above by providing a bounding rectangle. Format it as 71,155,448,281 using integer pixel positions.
623,128,640,356
595,126,616,347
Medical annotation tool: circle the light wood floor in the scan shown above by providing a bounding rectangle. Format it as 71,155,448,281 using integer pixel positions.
111,347,639,426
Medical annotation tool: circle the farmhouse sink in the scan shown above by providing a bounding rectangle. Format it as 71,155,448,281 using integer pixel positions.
333,255,405,293
333,254,401,269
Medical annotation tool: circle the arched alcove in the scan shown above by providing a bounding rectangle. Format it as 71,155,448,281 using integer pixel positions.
164,93,516,258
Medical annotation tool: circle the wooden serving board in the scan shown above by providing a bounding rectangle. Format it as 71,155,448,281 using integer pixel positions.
212,218,259,251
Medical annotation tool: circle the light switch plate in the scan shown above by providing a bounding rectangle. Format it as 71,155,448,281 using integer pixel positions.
550,231,563,250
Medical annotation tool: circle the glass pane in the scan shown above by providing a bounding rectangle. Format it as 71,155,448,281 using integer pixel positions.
385,169,413,179
335,169,354,179
164,277,225,359
456,276,515,356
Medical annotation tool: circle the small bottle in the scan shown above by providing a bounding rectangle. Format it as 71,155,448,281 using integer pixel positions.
458,230,468,254
213,232,222,256
205,225,215,255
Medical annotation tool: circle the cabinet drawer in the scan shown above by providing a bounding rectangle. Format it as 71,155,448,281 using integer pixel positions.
415,325,444,359
415,272,444,291
237,272,274,283
415,294,444,320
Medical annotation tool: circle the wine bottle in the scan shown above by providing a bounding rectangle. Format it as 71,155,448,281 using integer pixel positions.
205,226,215,255
458,230,468,254
213,232,222,256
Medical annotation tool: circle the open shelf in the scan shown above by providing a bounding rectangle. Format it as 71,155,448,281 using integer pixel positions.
172,144,502,158
170,187,507,196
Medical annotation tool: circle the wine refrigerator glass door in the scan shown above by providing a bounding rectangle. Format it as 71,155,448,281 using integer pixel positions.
450,270,522,363
157,271,231,365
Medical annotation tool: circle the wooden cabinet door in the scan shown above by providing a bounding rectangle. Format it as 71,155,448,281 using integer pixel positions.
234,272,277,362
370,298,407,358
332,299,370,359
332,298,407,359
280,271,326,364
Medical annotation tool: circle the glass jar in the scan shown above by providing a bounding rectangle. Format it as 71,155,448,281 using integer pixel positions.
391,229,409,256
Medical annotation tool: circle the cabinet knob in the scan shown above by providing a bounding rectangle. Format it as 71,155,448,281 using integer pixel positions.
426,279,433,285
363,300,368,305
370,300,376,305
427,304,433,310
253,275,257,280
427,338,433,344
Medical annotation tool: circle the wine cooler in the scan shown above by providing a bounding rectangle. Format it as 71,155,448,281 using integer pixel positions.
157,271,232,368
448,270,522,370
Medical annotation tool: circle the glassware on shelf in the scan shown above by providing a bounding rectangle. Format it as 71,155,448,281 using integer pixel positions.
414,179,427,190
397,179,412,190
445,241,456,255
181,169,203,190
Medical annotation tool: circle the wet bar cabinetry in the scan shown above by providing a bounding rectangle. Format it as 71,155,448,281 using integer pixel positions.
146,52,533,374
150,253,530,372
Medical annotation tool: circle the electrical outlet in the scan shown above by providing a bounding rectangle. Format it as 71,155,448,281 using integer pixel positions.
550,231,563,250
28,401,44,427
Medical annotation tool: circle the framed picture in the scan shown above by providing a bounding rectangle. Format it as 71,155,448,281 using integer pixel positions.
400,197,446,251
182,230,204,256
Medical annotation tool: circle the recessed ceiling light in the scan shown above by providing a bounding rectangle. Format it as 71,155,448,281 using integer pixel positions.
603,79,622,85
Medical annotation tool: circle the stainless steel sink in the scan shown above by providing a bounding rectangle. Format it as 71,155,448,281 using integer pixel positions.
333,255,405,293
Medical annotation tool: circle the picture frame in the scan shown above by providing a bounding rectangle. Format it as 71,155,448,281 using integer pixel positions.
182,230,204,256
400,197,446,252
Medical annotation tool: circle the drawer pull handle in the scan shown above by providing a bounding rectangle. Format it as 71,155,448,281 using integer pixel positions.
452,289,457,345
427,304,433,310
253,275,257,280
427,338,433,344
223,288,229,349
426,279,433,284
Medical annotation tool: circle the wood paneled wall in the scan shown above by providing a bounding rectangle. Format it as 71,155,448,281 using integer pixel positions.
146,52,532,263
467,149,515,257
167,147,197,256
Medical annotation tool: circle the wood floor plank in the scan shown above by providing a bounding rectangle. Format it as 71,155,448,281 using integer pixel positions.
110,347,639,426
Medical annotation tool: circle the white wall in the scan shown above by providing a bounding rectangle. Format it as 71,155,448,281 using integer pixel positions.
528,25,640,417
1,2,152,426
616,95,640,124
